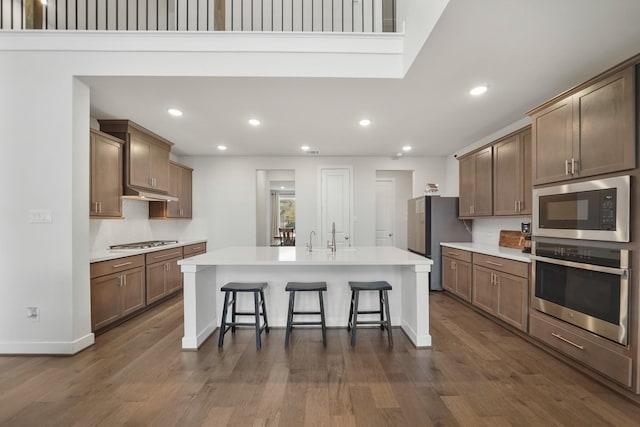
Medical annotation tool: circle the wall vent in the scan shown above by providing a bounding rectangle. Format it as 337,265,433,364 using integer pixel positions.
305,149,320,155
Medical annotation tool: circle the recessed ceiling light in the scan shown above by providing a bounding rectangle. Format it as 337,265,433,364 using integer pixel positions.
359,119,371,127
402,145,412,152
469,85,488,96
217,145,227,151
248,118,261,126
167,108,183,117
396,152,403,157
280,186,285,190
301,145,310,151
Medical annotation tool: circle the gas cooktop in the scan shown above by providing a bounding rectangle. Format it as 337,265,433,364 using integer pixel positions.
109,240,179,250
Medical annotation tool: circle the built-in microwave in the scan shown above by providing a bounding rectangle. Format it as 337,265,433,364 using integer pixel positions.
533,175,630,242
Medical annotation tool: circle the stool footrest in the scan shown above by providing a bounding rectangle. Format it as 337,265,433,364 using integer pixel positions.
234,311,266,316
291,321,323,326
356,310,382,315
292,310,322,315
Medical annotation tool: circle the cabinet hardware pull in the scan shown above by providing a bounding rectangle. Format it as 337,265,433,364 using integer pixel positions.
571,158,577,174
191,246,202,251
154,251,181,259
451,261,456,269
514,201,518,212
123,275,127,286
565,159,569,175
118,276,123,287
485,260,503,267
112,261,133,268
551,332,584,350
447,251,460,256
490,272,494,285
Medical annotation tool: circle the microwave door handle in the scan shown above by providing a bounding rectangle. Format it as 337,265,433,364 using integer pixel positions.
531,255,629,276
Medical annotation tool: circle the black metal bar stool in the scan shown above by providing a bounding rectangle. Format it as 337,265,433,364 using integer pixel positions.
218,282,269,350
284,282,327,348
347,281,393,347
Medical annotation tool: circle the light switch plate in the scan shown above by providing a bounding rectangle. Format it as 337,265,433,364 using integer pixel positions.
29,209,53,224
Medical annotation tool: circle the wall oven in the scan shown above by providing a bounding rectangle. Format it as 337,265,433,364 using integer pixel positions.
533,175,630,242
532,241,630,345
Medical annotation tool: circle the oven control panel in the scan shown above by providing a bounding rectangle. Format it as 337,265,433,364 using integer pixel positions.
535,242,622,268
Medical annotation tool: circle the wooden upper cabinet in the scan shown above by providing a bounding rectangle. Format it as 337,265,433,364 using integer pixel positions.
493,127,532,216
98,120,173,194
574,67,636,178
458,147,493,217
530,66,635,185
90,129,123,218
149,162,193,219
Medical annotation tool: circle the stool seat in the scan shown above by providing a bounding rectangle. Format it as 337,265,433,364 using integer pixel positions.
347,280,393,347
285,281,327,348
219,282,269,350
348,281,392,291
222,282,268,292
285,282,328,292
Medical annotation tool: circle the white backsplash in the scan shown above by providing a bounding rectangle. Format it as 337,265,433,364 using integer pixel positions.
89,199,191,252
472,217,530,245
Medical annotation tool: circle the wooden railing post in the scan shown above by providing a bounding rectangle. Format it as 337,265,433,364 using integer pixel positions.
214,0,225,30
24,0,44,29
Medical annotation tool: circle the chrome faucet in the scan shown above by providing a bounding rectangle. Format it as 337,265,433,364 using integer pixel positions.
327,222,337,252
307,230,316,252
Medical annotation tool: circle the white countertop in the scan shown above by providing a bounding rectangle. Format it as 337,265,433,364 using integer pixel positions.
440,242,531,263
179,246,434,266
90,239,207,263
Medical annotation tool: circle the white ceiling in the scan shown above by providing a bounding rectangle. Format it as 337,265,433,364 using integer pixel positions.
84,0,640,158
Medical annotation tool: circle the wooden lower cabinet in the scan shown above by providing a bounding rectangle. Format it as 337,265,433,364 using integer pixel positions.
90,266,145,331
471,254,529,332
442,256,472,302
529,310,633,388
472,266,528,331
146,249,183,304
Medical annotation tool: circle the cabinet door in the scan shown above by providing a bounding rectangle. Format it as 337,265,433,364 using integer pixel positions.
166,164,181,217
179,166,193,218
473,147,493,216
458,156,474,217
574,67,636,178
442,256,455,293
455,260,472,302
121,267,146,316
128,135,151,189
520,129,532,215
149,144,170,192
165,258,183,294
493,135,520,216
146,262,167,304
532,98,573,185
495,272,528,332
472,266,496,315
90,132,122,217
91,274,122,330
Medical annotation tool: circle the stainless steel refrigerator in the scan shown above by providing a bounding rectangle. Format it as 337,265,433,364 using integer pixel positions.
407,196,472,290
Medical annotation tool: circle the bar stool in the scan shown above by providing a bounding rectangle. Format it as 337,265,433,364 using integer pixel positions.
218,282,269,350
347,281,393,347
284,282,327,348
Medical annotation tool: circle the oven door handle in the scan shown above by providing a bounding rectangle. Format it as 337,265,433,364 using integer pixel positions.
531,255,629,277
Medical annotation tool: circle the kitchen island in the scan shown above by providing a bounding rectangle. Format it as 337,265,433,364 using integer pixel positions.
179,246,433,350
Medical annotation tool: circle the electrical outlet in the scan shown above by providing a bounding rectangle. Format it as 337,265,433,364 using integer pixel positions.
27,307,40,322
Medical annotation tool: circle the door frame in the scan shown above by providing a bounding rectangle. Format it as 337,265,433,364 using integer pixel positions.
375,177,396,247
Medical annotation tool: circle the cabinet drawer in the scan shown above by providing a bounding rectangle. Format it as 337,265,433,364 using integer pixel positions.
146,248,183,264
183,242,206,258
90,255,145,279
441,247,472,263
529,311,632,387
473,253,528,278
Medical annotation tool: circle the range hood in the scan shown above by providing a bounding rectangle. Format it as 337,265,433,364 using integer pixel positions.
122,188,178,202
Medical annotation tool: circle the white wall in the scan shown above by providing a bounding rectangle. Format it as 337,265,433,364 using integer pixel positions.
180,156,447,252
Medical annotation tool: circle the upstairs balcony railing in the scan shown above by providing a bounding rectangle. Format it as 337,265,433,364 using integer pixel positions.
1,0,396,32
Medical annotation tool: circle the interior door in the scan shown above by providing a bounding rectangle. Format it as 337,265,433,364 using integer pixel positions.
375,179,395,246
320,167,352,248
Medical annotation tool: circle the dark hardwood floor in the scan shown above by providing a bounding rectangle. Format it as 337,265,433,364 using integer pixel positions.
2,292,640,426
